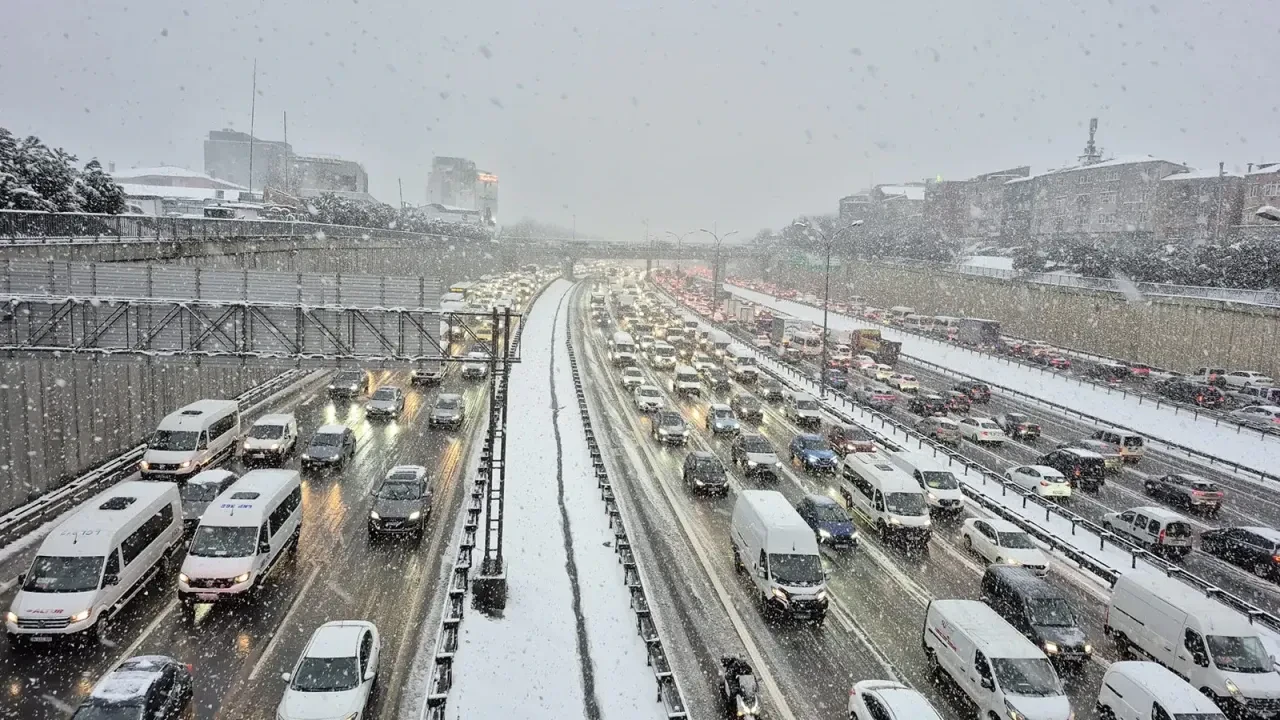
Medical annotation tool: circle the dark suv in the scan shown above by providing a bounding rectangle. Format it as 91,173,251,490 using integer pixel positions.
1200,526,1280,580
996,413,1041,441
1156,378,1225,408
953,381,991,404
651,411,690,445
908,393,947,416
981,567,1092,667
1038,448,1106,491
827,424,875,455
328,369,369,398
1143,473,1224,516
682,451,729,495
730,393,764,422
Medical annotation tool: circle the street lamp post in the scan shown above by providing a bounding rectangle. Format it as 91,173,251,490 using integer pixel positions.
792,219,863,399
698,226,738,310
665,230,693,274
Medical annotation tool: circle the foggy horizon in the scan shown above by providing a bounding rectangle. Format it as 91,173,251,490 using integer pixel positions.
4,0,1277,238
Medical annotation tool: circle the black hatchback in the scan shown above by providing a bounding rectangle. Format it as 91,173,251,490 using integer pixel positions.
682,451,729,495
981,566,1092,667
1038,448,1106,490
72,655,194,720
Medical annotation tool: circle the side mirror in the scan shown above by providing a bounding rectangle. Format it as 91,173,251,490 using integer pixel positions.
280,672,292,682
258,542,272,555
364,670,376,681
756,567,768,580
102,574,119,587
1192,650,1210,668
16,573,25,586
980,677,995,691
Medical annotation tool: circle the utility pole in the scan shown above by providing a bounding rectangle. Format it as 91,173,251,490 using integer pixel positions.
665,230,693,274
282,110,289,194
398,178,405,209
248,59,257,197
698,226,738,308
792,219,863,399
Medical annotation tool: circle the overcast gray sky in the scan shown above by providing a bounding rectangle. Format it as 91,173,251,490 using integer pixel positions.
3,0,1276,237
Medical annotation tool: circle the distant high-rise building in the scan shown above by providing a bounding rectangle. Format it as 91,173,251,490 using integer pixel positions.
291,155,369,194
203,129,291,192
426,157,499,224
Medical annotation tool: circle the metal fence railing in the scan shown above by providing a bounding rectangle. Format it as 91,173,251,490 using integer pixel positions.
0,209,494,245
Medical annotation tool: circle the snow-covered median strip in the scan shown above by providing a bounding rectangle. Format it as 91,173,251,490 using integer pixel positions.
725,284,1280,475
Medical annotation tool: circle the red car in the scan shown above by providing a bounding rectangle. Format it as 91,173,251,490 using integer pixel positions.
1048,355,1072,370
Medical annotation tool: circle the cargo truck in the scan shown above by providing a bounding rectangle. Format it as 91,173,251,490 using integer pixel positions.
852,329,902,367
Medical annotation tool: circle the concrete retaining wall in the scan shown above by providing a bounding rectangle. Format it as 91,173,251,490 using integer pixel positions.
0,358,278,514
746,260,1280,380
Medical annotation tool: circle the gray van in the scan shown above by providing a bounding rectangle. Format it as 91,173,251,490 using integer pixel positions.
981,566,1093,667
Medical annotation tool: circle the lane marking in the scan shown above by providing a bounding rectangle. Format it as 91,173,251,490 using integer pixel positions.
247,563,322,681
109,598,178,671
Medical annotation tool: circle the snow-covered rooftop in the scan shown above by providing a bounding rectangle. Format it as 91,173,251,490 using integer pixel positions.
1160,168,1243,181
1248,164,1280,176
118,183,235,201
113,165,210,180
878,185,926,201
1005,155,1189,185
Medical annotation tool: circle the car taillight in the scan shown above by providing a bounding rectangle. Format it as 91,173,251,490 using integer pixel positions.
1158,529,1167,543
1273,555,1280,564
1040,480,1049,487
186,663,194,673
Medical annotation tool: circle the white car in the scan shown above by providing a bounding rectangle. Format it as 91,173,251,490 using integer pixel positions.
692,353,717,373
960,518,1049,576
278,621,380,720
850,680,944,720
1005,465,1072,500
753,334,771,349
957,416,1006,445
853,355,876,371
620,366,645,390
633,384,665,412
887,373,919,392
637,335,656,351
1229,404,1280,429
868,364,893,381
1224,370,1275,389
461,351,490,379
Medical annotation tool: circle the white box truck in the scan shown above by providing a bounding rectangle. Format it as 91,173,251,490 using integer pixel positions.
730,490,828,623
1105,571,1280,718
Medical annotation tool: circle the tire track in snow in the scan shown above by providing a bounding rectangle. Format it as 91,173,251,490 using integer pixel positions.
547,288,603,720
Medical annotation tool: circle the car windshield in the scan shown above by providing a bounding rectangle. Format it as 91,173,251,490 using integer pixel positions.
978,421,1001,430
920,471,959,490
1207,635,1272,673
436,397,459,410
188,525,259,558
741,436,772,453
768,553,824,585
1007,414,1027,424
1027,598,1076,627
310,433,343,447
376,481,421,500
1123,436,1144,448
713,409,733,419
248,424,285,439
71,706,146,720
885,492,928,516
22,555,103,593
336,372,363,384
990,658,1061,697
835,427,870,441
810,503,848,522
1165,522,1193,538
290,656,360,692
998,531,1036,549
692,458,723,474
799,437,829,451
735,397,760,409
659,413,683,426
181,482,225,502
639,388,660,397
795,399,818,410
372,388,397,401
654,347,674,356
149,430,199,452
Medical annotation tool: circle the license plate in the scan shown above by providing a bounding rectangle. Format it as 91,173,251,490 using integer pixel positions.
250,452,266,458
29,635,52,642
198,593,219,602
384,521,402,528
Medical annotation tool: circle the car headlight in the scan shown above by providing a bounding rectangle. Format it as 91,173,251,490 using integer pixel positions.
5,611,17,623
747,460,758,467
179,460,191,468
1042,641,1058,654
680,430,689,436
888,517,900,525
1083,643,1093,654
233,572,251,584
774,461,783,467
301,453,310,460
814,589,827,602
1005,557,1022,565
927,492,937,501
370,511,381,520
139,460,150,470
179,573,190,584
328,384,335,389
818,529,832,539
771,587,788,601
67,608,91,623
1226,679,1240,696
408,511,422,521
244,441,251,449
270,443,280,451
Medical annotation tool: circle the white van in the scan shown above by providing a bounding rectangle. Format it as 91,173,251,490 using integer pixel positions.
709,330,733,357
648,341,677,369
725,344,759,383
242,413,299,466
1091,428,1145,464
1104,571,1280,716
730,490,828,623
670,365,702,396
885,450,965,516
609,331,637,366
1097,661,1226,720
923,599,1073,720
837,451,932,548
178,469,302,608
7,481,182,645
140,399,240,479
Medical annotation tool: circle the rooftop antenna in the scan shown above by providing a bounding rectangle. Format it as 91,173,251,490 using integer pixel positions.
1079,117,1103,166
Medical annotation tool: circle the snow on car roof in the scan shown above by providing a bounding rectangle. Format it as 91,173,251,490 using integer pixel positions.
306,621,368,658
92,657,173,701
316,424,348,435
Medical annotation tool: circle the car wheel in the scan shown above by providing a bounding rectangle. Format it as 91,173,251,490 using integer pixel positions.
1254,561,1272,578
963,534,973,551
93,615,110,644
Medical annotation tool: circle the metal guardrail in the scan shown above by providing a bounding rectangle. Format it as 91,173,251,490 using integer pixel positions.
877,257,1280,308
565,290,689,719
662,285,1280,638
726,284,1280,464
0,368,311,546
0,208,491,245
